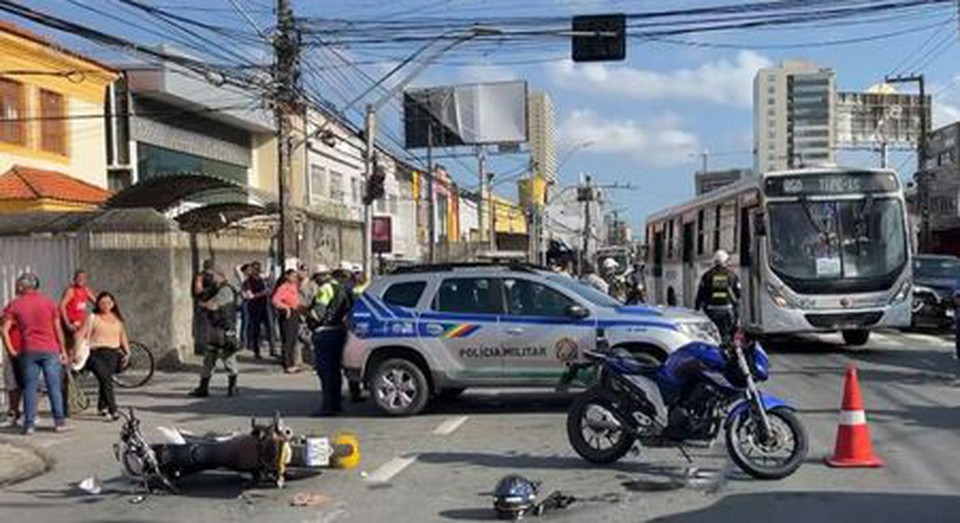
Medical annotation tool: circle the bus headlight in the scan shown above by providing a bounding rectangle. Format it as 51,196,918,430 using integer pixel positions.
766,283,797,309
889,280,912,305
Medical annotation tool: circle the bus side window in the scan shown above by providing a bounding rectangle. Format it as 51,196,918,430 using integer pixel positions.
740,207,752,266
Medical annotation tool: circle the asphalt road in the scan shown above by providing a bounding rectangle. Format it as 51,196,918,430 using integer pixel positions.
1,329,959,522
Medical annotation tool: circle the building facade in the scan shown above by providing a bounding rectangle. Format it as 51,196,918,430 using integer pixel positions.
695,168,752,195
754,60,836,174
110,59,276,192
0,23,118,197
528,91,556,182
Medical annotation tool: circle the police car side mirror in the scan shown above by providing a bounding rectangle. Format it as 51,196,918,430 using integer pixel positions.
565,305,590,319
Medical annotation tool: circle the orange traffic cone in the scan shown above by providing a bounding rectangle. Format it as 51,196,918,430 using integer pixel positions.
826,366,884,468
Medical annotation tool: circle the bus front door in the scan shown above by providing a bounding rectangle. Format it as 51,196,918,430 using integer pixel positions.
682,222,696,308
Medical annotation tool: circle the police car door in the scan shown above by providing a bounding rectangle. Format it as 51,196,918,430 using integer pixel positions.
422,277,505,383
500,277,593,385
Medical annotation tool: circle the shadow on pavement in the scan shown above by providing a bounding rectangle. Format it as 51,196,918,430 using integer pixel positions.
647,491,960,523
416,450,692,474
138,387,576,421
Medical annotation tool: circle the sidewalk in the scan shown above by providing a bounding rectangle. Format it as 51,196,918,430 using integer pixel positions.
0,437,49,485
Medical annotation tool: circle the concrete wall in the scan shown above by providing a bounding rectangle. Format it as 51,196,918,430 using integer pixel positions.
78,229,273,368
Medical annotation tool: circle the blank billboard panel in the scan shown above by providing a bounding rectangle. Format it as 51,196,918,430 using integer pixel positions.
403,81,528,149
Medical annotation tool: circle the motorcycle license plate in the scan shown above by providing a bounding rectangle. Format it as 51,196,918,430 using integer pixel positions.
947,309,955,319
304,437,331,467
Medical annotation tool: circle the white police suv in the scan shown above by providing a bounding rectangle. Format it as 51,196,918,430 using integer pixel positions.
343,264,720,416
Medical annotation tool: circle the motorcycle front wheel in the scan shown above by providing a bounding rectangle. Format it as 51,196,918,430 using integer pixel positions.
726,407,808,480
566,388,635,464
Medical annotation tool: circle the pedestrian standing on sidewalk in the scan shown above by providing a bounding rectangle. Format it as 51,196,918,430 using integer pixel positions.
310,268,354,416
242,261,275,359
193,260,219,356
1,273,70,435
2,289,26,427
273,269,303,374
79,292,130,420
190,272,241,397
59,270,95,341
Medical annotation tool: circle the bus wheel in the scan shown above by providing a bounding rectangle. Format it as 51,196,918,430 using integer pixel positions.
842,329,870,346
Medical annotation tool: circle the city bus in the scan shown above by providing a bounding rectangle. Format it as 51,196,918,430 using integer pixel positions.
645,167,912,345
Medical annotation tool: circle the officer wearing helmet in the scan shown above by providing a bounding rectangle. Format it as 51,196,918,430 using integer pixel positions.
695,250,741,343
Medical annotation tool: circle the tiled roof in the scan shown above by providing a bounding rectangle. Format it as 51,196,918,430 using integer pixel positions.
0,166,112,205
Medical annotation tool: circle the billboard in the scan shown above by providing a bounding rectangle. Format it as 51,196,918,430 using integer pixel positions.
836,90,931,149
403,81,528,149
372,215,392,254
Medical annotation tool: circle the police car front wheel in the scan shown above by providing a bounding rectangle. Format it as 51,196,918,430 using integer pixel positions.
371,358,430,416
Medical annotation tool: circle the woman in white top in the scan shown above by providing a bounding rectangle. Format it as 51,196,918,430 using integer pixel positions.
79,292,129,420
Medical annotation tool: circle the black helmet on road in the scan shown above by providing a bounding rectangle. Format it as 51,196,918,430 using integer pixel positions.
493,474,539,519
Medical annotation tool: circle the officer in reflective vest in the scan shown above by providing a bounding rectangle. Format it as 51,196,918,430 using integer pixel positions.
695,250,742,343
308,267,354,416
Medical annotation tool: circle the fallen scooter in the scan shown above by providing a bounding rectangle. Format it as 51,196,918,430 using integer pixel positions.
113,409,359,492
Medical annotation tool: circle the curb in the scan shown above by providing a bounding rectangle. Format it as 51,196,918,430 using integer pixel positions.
0,436,54,486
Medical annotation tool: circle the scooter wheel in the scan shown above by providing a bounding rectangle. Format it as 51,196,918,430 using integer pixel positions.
331,433,361,469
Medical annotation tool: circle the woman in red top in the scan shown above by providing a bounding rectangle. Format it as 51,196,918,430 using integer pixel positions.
60,270,95,336
272,269,302,374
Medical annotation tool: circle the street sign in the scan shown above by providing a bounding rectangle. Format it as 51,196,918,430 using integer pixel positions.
372,215,392,254
572,14,626,63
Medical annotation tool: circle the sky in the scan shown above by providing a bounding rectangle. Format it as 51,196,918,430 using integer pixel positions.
14,0,960,230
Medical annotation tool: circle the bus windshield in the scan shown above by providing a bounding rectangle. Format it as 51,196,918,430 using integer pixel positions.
767,198,907,286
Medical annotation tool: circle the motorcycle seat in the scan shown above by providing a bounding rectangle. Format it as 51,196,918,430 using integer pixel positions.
178,430,245,444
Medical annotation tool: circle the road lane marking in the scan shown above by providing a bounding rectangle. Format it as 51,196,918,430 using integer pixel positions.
365,456,417,483
432,415,469,436
900,332,950,346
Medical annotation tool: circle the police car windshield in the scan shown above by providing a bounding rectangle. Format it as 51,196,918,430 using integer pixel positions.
546,274,621,308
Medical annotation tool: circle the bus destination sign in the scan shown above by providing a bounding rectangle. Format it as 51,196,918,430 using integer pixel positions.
764,172,898,197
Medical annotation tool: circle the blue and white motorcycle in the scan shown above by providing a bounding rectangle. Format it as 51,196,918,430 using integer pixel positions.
565,331,807,480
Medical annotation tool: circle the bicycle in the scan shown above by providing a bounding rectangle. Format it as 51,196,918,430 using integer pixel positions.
66,341,156,413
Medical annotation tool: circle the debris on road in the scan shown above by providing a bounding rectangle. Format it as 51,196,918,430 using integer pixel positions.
77,476,102,495
291,492,334,508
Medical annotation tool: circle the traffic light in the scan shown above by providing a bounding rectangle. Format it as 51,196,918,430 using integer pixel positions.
571,14,626,63
363,158,386,205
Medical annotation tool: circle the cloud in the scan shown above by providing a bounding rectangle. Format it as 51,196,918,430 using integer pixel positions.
558,110,701,167
933,78,960,128
549,50,772,107
454,64,521,84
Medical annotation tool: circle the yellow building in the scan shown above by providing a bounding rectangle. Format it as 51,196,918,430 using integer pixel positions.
0,22,118,210
491,193,527,234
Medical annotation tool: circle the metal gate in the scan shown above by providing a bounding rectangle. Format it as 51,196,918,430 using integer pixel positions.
0,236,78,306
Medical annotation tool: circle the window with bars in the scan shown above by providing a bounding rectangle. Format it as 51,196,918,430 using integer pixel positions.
309,164,325,204
40,89,67,155
0,78,25,145
329,171,344,202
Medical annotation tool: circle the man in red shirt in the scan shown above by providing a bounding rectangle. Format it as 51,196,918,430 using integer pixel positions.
1,273,70,435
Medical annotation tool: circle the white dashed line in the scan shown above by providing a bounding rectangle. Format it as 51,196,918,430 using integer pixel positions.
365,456,417,483
432,415,469,436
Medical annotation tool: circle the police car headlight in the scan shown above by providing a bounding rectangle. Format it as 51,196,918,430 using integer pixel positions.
766,283,797,309
679,321,721,344
889,280,912,305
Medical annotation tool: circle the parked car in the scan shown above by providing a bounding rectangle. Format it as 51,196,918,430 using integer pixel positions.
343,263,721,416
911,254,960,331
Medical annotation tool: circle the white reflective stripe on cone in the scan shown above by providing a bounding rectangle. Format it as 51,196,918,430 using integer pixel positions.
839,410,867,426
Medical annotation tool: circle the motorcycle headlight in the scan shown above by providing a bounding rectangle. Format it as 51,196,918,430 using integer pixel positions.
765,283,798,309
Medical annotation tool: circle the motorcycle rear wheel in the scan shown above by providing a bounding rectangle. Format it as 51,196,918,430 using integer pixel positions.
567,388,635,464
726,407,808,480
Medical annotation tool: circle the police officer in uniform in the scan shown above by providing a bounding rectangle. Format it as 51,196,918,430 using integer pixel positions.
189,271,241,397
308,268,354,416
695,250,741,343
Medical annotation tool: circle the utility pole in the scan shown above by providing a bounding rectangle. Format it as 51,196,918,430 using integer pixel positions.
578,174,595,272
362,105,376,275
488,172,497,251
885,73,930,251
273,0,300,265
476,145,486,245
